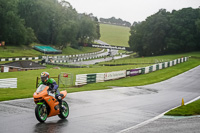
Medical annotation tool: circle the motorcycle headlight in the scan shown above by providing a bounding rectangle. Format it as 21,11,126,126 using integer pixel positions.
33,92,37,96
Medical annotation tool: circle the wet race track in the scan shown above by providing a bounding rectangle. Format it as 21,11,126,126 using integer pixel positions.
0,66,200,133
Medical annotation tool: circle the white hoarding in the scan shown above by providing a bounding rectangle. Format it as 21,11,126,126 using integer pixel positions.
104,70,126,81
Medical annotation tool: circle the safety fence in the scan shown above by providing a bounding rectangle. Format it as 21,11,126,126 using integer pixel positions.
48,49,107,63
0,78,17,88
36,73,74,88
0,49,105,62
140,57,188,74
75,73,105,86
75,57,188,86
0,56,42,62
50,55,106,64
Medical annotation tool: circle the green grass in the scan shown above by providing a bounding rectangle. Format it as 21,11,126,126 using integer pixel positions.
61,46,102,55
100,24,130,47
98,52,199,66
0,51,200,101
67,56,200,93
0,64,138,101
0,45,42,57
0,45,102,58
165,99,200,116
0,23,131,58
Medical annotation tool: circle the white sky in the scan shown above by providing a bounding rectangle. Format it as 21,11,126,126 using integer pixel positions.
65,0,200,23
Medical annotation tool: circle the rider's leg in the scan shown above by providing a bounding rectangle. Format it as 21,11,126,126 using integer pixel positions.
55,89,62,108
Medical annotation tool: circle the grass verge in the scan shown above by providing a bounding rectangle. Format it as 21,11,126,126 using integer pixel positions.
165,99,200,116
61,46,102,55
0,45,102,58
0,52,200,101
100,24,130,47
67,57,200,93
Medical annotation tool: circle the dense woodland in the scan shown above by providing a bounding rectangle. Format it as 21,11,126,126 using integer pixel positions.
0,0,100,48
129,8,200,56
1,0,200,56
100,17,131,27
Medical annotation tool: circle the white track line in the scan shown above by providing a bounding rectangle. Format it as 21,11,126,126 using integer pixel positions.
117,96,200,133
0,98,33,103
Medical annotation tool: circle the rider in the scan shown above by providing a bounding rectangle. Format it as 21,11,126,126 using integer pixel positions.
39,72,65,110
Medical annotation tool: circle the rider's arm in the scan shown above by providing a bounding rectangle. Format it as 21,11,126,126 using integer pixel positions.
38,81,43,86
48,78,58,91
52,81,58,90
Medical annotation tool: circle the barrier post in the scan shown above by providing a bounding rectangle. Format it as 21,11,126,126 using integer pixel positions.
36,77,39,88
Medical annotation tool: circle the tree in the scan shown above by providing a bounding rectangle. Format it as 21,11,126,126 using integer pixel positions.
17,0,100,47
129,9,170,56
77,14,98,44
129,8,200,56
166,8,200,53
195,19,200,49
0,0,36,45
99,17,131,27
94,17,101,39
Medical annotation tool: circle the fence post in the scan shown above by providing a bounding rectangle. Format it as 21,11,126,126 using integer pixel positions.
162,63,165,69
141,68,145,74
149,66,153,73
156,64,159,70
36,77,39,88
58,74,60,87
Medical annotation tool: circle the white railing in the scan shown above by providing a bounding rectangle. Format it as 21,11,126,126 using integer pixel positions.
0,78,17,88
75,57,189,86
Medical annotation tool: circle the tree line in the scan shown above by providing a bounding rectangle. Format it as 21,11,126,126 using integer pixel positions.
129,8,200,56
0,0,100,48
100,17,131,27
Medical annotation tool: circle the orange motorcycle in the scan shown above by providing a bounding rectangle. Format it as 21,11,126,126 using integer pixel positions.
33,84,69,122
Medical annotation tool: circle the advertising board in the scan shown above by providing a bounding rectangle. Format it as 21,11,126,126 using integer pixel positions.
126,69,141,76
104,70,126,81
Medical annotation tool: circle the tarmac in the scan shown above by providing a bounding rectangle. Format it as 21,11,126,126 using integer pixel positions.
0,59,200,133
130,115,200,133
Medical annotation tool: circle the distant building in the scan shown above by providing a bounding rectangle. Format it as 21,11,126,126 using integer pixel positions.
1,61,46,72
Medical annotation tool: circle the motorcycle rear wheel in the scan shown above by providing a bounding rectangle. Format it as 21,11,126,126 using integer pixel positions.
58,101,69,119
35,104,48,122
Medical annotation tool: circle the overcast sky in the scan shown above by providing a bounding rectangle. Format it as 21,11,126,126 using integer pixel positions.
66,0,200,23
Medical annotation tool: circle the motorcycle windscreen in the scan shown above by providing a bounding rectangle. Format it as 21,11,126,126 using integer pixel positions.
36,84,48,93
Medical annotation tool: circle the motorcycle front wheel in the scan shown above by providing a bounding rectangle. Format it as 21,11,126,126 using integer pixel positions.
35,103,48,122
58,101,69,119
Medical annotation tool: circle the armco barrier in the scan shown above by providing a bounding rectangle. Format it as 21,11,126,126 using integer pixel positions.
126,69,141,76
178,58,180,64
75,73,105,86
156,64,159,70
75,74,87,86
152,64,157,71
149,66,153,73
159,63,163,69
75,57,189,86
0,49,105,63
170,61,173,66
104,70,126,81
87,74,96,83
174,60,177,65
144,66,150,74
164,62,168,68
96,73,105,82
141,68,145,74
0,56,42,62
0,78,17,88
49,49,105,63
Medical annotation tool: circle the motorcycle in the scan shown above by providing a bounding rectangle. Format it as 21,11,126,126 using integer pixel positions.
33,84,69,122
